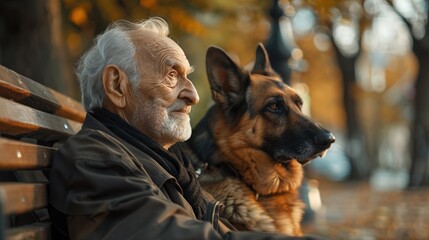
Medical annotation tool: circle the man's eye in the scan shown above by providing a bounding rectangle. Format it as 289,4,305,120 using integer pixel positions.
164,70,179,87
168,70,178,78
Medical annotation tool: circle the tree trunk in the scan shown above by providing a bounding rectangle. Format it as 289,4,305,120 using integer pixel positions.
408,32,429,187
0,0,77,98
332,44,370,180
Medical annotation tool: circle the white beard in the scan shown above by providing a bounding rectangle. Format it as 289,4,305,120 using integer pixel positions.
132,98,192,144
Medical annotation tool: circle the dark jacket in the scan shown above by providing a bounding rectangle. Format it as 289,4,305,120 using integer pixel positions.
49,113,319,240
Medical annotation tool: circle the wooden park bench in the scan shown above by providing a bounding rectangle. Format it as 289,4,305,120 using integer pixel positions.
0,64,85,239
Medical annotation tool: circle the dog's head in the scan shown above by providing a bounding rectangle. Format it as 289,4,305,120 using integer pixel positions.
189,43,334,194
205,43,335,166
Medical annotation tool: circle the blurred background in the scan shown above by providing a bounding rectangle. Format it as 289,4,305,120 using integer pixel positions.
1,0,428,239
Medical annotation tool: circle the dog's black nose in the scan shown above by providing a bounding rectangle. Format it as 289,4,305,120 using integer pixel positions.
314,132,335,147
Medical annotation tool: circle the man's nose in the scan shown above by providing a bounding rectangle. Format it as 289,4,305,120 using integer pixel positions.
180,78,200,105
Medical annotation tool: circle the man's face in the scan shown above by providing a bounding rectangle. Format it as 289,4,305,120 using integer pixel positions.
128,31,199,149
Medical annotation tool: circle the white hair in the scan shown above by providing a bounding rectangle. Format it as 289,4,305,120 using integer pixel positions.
76,17,170,111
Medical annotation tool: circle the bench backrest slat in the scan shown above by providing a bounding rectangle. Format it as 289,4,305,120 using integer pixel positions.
0,183,47,215
6,223,51,240
0,138,54,169
0,65,85,122
0,64,86,239
0,96,82,142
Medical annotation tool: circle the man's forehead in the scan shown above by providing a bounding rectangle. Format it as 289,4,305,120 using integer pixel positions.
132,30,189,68
132,30,180,53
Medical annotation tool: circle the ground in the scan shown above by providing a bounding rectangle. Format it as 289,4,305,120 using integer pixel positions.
302,179,429,240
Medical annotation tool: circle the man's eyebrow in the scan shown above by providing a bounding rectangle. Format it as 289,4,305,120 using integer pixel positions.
187,66,195,75
169,60,194,75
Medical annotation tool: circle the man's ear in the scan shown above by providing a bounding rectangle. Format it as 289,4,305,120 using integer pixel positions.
102,65,131,109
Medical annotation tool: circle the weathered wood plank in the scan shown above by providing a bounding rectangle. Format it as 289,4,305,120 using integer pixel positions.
0,183,46,215
0,138,54,169
0,97,82,142
0,64,85,123
0,65,85,240
6,222,51,240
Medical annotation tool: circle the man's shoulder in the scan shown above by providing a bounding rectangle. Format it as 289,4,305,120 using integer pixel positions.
60,128,154,169
54,128,150,178
56,127,175,188
62,128,122,152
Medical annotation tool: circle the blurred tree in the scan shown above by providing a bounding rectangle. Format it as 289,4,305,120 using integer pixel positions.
294,0,429,184
328,1,372,180
296,0,371,179
0,0,77,97
386,0,429,187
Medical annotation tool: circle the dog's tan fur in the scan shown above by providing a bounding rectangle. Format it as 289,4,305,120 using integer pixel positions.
187,43,334,235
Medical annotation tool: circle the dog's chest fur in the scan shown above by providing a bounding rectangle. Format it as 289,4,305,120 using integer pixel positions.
199,172,304,235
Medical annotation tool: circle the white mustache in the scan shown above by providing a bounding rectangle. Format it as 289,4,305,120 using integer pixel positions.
169,102,191,114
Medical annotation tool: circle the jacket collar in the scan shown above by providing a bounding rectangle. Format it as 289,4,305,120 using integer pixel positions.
82,113,176,190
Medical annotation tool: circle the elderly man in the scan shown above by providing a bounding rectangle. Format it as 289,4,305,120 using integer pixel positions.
49,17,319,240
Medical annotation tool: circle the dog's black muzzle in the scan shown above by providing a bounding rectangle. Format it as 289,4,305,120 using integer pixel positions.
266,123,336,165
314,131,336,150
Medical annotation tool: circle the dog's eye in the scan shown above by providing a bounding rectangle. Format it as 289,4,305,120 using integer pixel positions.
296,100,303,110
266,102,284,113
294,96,303,110
269,103,279,111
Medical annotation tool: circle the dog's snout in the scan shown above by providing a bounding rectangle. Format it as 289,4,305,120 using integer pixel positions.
314,132,335,147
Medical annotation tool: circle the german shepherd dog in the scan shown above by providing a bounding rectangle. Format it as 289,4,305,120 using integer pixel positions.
187,43,335,235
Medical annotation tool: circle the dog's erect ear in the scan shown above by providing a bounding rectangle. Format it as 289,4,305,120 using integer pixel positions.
251,43,273,75
206,46,246,105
